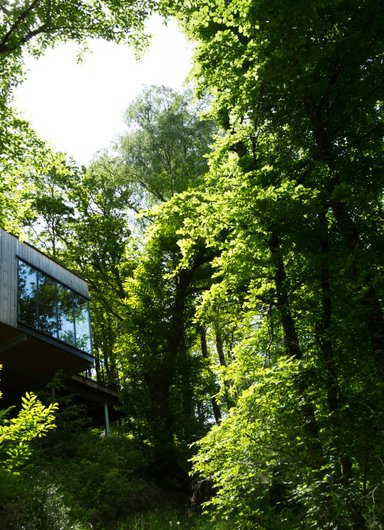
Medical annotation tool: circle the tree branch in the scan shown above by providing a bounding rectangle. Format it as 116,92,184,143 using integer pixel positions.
0,0,43,52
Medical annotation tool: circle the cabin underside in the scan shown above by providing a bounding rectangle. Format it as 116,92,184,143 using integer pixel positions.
0,321,119,430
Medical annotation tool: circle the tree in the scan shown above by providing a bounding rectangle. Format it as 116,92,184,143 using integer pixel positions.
119,194,215,490
154,0,384,526
0,1,151,59
0,0,154,233
0,107,56,234
114,85,216,206
26,86,216,394
25,154,135,387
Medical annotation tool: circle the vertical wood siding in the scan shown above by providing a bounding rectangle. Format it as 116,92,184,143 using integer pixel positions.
0,230,89,329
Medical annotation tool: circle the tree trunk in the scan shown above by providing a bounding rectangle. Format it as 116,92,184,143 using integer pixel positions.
304,95,384,374
145,247,210,490
200,326,222,424
316,208,367,530
268,232,323,468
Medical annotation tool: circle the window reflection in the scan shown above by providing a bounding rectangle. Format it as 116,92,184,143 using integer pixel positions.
73,295,92,353
18,262,38,329
38,275,59,337
18,260,92,355
57,284,76,348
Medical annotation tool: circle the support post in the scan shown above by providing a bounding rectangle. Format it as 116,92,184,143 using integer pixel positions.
104,403,110,437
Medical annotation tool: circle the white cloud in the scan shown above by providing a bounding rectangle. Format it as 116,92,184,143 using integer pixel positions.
13,16,193,165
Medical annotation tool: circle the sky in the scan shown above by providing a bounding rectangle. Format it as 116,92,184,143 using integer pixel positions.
13,16,193,166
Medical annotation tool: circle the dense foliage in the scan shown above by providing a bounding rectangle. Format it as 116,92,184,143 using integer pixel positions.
155,0,384,527
0,0,383,528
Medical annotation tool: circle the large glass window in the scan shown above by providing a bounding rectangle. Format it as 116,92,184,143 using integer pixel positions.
18,260,92,355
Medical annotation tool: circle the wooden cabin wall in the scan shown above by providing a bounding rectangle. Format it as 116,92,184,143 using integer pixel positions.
0,230,89,329
0,230,17,327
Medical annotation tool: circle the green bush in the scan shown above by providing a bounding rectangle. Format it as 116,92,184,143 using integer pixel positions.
29,426,175,528
8,474,84,530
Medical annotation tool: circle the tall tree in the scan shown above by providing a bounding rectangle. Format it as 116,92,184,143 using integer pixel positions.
26,155,134,386
155,0,384,526
115,85,216,206
120,195,215,490
27,86,216,396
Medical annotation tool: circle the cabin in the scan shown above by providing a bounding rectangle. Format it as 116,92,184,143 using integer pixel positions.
0,229,118,433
